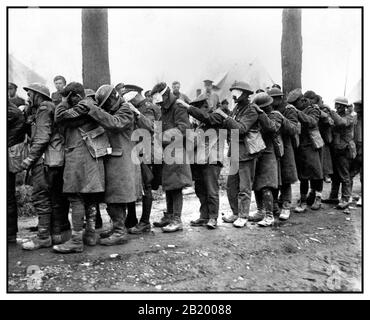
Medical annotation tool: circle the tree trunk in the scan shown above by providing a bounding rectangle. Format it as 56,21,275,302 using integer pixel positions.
281,9,302,95
81,9,110,91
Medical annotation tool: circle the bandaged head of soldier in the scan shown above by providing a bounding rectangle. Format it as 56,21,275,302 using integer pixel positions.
60,82,85,106
151,82,170,106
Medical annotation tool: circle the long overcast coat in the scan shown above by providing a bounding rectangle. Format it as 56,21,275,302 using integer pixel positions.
296,105,323,180
159,93,192,191
88,100,139,203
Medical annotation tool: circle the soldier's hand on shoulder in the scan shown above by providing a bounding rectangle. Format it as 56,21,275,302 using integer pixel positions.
214,108,228,119
177,99,190,109
253,105,264,114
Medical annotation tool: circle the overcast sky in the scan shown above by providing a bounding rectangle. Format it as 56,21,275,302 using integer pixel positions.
8,8,361,104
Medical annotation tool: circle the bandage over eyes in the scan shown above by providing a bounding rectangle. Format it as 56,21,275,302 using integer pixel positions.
152,86,168,104
122,91,138,102
231,89,243,99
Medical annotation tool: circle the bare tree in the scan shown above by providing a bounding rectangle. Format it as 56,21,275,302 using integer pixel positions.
81,9,111,90
281,9,302,94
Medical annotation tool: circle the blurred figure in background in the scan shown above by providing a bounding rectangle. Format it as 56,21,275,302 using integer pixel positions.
51,75,67,106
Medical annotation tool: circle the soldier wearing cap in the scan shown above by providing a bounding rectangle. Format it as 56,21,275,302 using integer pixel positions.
197,79,220,110
249,92,284,227
215,81,260,228
51,75,66,106
322,96,355,210
53,82,106,253
287,89,324,213
176,94,225,229
119,84,162,234
267,87,299,221
172,81,191,104
349,99,362,207
150,82,192,232
8,82,26,107
21,83,70,250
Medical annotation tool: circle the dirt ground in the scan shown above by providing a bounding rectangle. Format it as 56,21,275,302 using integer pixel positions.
8,178,362,293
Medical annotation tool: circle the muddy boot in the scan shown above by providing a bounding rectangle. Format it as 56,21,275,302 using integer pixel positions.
100,228,114,239
233,217,248,228
100,206,129,246
206,218,218,229
294,196,307,213
190,218,208,227
53,230,83,253
311,195,322,210
248,210,264,222
128,221,151,234
153,211,172,227
279,201,291,221
22,236,52,250
162,216,183,233
222,214,239,223
336,200,350,210
258,211,274,227
322,197,339,204
83,205,98,246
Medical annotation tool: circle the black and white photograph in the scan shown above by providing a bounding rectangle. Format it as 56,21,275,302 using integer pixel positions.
3,1,366,300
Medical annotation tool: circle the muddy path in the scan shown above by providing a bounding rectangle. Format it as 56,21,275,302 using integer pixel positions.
8,179,362,292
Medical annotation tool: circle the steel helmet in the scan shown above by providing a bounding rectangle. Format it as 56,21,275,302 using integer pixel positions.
253,92,274,108
286,88,303,103
95,84,115,108
229,81,253,94
334,96,349,106
267,87,284,97
23,83,51,101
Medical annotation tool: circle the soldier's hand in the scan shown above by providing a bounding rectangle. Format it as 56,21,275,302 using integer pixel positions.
253,105,264,114
177,99,190,108
61,92,72,103
214,108,228,118
21,157,33,170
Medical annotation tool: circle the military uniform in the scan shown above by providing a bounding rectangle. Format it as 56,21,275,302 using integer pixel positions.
7,102,26,241
350,109,362,198
222,88,259,225
329,110,355,203
9,95,26,107
187,96,225,228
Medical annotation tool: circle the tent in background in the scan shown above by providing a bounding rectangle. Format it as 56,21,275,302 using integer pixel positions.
8,54,47,99
347,79,361,103
185,57,276,108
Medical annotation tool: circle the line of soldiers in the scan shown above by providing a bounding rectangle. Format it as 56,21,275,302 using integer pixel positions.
7,77,362,254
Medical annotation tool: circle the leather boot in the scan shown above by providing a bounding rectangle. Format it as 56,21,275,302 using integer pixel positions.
311,195,322,210
279,201,291,221
258,211,274,227
22,236,52,250
53,230,83,253
190,218,208,226
83,205,98,246
153,211,172,227
100,206,129,246
162,216,183,233
128,221,151,234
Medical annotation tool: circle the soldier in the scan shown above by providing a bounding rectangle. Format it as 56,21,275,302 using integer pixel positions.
21,83,70,250
323,97,355,210
8,82,26,108
7,101,26,243
53,82,105,253
316,95,334,184
150,82,193,232
349,99,362,206
177,95,225,229
219,81,260,228
90,85,139,245
51,75,66,106
120,84,162,234
251,92,283,227
288,89,323,213
197,80,220,110
268,88,299,221
172,81,191,104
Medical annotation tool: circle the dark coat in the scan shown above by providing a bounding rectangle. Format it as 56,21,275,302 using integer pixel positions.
223,97,260,162
279,105,299,184
55,99,105,194
9,95,26,107
331,111,355,151
319,105,334,175
8,101,25,147
88,100,139,203
159,93,192,191
253,110,282,191
296,105,323,180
